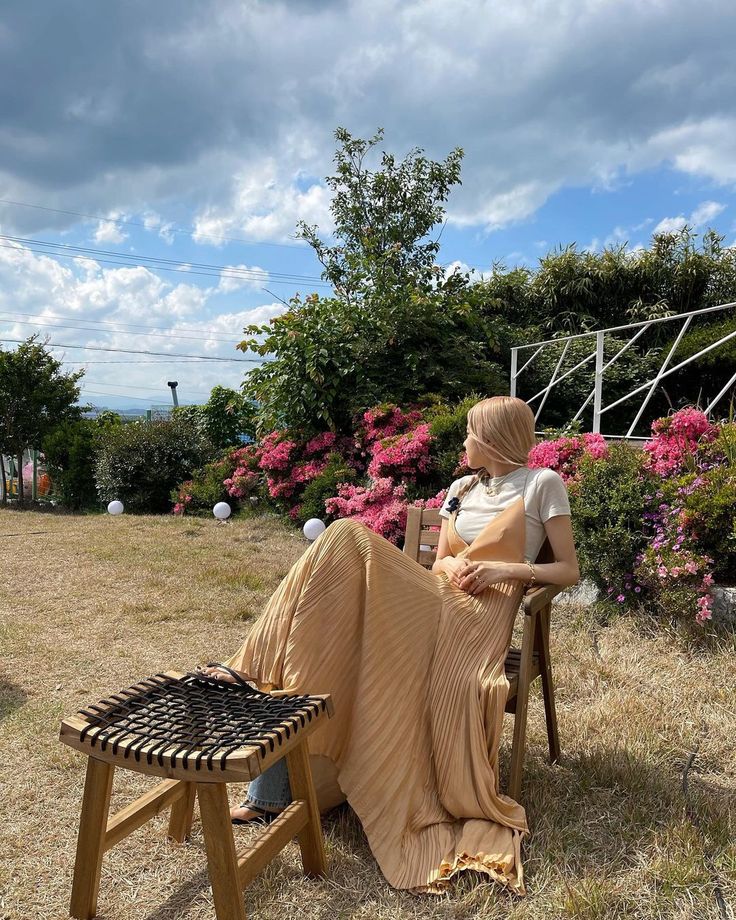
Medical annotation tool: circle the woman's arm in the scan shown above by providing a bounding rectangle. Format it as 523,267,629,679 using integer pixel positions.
431,519,472,585
457,514,580,595
512,513,580,587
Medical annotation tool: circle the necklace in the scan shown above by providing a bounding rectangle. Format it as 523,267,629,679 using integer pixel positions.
481,469,519,496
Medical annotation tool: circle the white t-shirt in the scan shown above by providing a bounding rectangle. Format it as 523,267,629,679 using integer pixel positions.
438,467,571,563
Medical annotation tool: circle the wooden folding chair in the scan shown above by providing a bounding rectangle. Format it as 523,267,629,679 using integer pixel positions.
404,507,562,802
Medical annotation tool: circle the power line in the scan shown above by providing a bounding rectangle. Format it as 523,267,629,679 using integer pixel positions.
0,197,308,250
80,381,212,394
0,234,325,285
0,315,244,346
80,389,164,402
64,359,227,365
0,337,266,363
0,240,328,288
0,309,269,340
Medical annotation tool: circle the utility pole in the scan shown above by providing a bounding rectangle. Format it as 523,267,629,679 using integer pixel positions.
167,381,179,407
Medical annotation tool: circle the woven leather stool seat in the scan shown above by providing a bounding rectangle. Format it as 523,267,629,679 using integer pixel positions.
60,670,333,920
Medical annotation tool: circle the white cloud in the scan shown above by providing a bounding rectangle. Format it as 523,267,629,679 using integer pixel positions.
93,212,128,244
691,200,726,226
0,240,284,405
193,159,333,246
0,0,735,251
653,215,687,235
654,199,727,235
217,264,269,294
143,211,176,244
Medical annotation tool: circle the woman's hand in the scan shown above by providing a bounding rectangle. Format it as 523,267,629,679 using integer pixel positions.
456,560,512,595
438,555,473,588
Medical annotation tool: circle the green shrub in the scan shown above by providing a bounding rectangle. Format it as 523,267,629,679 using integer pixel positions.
42,413,122,510
426,394,479,486
172,454,237,515
95,417,213,513
568,442,655,592
680,465,736,583
298,453,358,523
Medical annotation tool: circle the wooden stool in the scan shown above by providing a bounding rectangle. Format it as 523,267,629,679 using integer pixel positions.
59,670,333,920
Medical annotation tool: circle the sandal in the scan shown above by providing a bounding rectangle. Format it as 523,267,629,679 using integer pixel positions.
231,803,280,826
192,662,259,691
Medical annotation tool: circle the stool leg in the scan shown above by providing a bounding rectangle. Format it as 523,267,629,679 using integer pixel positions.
285,740,327,878
197,783,246,920
70,757,114,919
168,781,196,843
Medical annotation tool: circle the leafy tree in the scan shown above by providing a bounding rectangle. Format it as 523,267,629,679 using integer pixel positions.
242,283,505,435
174,387,257,449
42,413,122,510
297,127,464,301
0,337,83,504
241,129,505,434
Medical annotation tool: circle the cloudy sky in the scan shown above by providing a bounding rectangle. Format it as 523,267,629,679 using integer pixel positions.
1,0,735,409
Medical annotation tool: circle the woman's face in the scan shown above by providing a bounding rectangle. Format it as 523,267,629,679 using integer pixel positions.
463,424,486,469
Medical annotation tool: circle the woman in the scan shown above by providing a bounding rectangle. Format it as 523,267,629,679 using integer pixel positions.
203,396,579,895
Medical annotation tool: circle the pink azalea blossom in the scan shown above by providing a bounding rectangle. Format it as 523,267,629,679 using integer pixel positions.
528,432,608,482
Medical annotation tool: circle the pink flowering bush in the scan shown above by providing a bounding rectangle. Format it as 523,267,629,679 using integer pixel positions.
223,445,260,500
326,478,411,544
170,396,734,629
253,430,358,505
367,423,434,480
360,404,424,445
325,479,447,545
643,407,717,476
528,432,608,482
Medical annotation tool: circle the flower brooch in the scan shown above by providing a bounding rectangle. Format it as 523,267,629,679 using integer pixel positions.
445,496,461,515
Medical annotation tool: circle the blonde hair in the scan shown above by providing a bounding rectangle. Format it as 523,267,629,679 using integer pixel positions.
453,397,536,505
467,396,536,467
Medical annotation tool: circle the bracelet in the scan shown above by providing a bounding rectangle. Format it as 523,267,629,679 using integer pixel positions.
524,560,536,588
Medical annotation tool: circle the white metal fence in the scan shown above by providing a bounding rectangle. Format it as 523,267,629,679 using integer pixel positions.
510,301,736,439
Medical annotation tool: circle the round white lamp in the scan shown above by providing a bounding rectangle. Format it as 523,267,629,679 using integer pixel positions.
213,501,232,521
303,518,326,541
107,500,124,515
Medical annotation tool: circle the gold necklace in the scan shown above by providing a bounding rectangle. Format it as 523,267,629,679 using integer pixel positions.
481,469,517,497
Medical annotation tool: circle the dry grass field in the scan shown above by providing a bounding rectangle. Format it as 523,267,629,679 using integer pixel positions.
1,508,734,920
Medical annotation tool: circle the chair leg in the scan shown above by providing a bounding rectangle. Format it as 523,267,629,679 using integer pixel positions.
198,783,247,920
508,612,537,803
285,740,327,878
538,603,561,764
70,757,114,920
168,781,196,843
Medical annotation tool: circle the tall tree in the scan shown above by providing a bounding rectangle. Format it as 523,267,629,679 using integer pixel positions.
240,129,505,434
297,127,464,301
0,337,84,504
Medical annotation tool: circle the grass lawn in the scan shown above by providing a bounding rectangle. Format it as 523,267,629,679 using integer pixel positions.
1,508,734,920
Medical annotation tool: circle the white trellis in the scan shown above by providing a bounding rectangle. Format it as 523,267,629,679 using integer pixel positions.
510,301,736,438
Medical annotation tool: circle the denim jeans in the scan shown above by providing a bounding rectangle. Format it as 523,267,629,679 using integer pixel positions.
243,757,292,812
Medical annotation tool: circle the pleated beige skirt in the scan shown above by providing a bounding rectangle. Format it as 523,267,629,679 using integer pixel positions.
226,517,529,895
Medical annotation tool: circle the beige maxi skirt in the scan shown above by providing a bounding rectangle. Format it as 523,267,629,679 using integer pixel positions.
226,507,530,895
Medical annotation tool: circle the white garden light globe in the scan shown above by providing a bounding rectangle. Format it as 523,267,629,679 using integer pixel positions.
107,500,124,515
213,501,232,521
303,518,326,541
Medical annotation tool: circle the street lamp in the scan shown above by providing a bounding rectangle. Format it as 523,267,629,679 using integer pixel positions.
167,381,179,407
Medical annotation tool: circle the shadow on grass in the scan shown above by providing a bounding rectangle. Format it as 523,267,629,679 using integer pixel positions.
513,742,733,877
0,674,28,722
142,865,212,920
136,747,732,918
